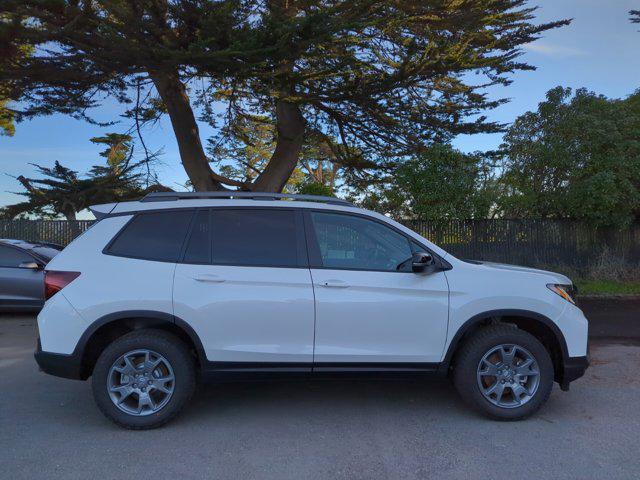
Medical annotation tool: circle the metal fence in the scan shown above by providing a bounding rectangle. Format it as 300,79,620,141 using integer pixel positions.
0,220,94,247
2,218,639,273
401,219,640,272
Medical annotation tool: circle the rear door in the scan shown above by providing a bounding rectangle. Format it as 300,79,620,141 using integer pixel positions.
305,211,450,366
0,245,44,310
173,208,315,366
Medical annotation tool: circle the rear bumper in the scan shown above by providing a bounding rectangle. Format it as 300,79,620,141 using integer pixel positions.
34,338,84,380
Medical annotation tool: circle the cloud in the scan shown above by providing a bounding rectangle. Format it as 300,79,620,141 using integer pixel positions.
522,42,587,57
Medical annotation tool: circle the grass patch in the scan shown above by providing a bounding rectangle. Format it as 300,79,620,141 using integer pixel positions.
575,279,640,295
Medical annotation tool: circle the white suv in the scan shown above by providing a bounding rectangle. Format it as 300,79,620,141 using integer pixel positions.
35,192,589,429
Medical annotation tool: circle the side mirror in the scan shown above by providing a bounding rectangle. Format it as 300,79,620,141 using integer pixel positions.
19,261,42,270
412,252,434,273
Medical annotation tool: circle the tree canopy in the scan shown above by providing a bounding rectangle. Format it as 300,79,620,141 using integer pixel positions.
499,87,640,226
1,0,567,192
1,134,170,221
353,144,497,220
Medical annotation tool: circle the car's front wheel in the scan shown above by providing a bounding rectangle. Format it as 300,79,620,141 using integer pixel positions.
453,324,554,420
92,329,196,429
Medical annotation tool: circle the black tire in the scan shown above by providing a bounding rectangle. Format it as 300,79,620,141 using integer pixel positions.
92,329,196,429
452,324,554,421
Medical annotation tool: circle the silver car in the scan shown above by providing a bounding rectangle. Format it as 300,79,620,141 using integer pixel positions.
0,239,61,312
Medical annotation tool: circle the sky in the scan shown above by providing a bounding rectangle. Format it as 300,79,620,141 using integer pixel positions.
1,0,639,217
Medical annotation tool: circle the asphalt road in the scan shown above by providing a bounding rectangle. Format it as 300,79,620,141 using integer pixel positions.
1,314,639,480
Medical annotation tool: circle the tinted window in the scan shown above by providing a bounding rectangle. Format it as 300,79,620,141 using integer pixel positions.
0,245,34,267
108,210,193,262
309,212,413,271
183,209,210,264
205,209,299,267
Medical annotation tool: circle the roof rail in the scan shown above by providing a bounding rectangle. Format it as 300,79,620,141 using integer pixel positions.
140,191,354,207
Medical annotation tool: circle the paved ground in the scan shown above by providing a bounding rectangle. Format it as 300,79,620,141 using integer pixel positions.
1,314,639,480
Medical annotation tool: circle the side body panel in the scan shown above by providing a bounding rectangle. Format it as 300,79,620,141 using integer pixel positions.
310,269,450,363
38,215,176,354
444,263,589,358
173,264,315,363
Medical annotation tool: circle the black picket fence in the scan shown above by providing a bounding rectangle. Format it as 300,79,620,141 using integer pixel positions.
401,219,640,273
2,218,639,274
0,220,94,247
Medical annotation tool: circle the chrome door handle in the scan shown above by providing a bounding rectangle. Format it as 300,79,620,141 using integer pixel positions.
321,280,350,288
192,274,226,283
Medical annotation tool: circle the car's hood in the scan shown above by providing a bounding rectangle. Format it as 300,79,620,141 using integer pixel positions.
471,261,572,285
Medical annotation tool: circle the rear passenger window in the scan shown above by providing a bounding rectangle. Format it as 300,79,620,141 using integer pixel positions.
181,209,300,267
108,210,193,262
212,209,299,267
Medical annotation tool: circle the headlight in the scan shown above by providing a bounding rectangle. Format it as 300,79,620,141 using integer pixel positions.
547,284,577,305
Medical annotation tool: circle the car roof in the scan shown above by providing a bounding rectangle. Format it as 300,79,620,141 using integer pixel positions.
90,192,355,219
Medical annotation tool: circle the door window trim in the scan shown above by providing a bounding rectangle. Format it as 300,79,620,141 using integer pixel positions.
302,209,449,273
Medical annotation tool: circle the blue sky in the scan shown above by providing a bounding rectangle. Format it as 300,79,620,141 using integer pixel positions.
1,0,639,215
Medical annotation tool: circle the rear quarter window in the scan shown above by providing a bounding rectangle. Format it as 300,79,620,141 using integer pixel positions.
106,210,193,262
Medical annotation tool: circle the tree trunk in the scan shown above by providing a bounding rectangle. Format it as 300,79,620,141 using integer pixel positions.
151,71,224,191
253,99,305,192
63,209,80,237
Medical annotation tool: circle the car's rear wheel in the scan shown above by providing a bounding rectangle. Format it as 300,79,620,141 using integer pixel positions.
453,324,554,420
92,329,196,429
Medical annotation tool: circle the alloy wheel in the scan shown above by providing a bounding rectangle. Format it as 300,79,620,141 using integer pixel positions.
476,344,541,408
107,349,175,416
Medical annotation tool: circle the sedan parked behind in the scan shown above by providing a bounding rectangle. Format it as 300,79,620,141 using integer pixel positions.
0,239,61,312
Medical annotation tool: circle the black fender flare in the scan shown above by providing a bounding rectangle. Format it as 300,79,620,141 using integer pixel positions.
72,310,207,368
441,308,569,369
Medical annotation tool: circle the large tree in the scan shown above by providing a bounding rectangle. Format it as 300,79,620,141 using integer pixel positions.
1,1,567,192
353,144,497,220
499,87,640,226
209,114,354,191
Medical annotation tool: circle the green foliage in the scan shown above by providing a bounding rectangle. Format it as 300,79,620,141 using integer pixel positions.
209,115,347,189
295,182,334,197
0,14,32,136
354,144,497,220
499,87,640,226
0,97,15,136
574,280,640,295
0,0,568,190
1,135,169,220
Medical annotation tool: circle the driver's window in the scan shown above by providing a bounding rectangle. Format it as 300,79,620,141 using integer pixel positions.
309,212,413,271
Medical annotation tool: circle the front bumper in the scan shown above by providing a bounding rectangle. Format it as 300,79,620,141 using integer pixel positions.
34,338,84,380
559,354,589,390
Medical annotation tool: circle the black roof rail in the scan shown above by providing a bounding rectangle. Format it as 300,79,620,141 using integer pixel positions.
140,191,355,207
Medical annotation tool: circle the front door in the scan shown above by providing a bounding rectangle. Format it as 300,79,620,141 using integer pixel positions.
173,208,315,366
305,211,449,366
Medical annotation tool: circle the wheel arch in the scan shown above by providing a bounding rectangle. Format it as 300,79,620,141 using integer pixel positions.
443,309,569,383
75,310,206,379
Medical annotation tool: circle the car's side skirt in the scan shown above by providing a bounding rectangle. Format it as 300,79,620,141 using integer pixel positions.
201,361,444,382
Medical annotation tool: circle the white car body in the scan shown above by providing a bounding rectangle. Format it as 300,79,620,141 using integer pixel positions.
36,195,588,391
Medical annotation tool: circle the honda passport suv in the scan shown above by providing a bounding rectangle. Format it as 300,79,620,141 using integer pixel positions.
35,192,589,429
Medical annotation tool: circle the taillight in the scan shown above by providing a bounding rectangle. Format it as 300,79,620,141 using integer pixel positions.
44,271,81,300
